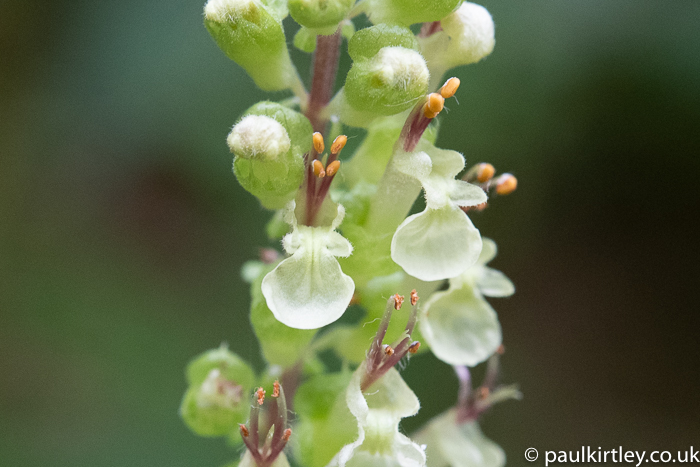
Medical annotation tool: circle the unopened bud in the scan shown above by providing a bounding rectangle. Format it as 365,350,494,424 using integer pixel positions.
366,0,462,27
289,0,355,32
348,24,418,61
495,173,517,195
204,0,296,91
228,115,291,161
345,47,429,116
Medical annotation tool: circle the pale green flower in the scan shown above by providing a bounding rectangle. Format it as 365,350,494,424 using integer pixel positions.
327,362,426,467
413,409,505,467
419,239,513,366
391,140,487,281
262,203,355,329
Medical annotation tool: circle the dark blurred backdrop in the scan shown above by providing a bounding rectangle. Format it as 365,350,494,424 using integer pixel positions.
1,1,699,466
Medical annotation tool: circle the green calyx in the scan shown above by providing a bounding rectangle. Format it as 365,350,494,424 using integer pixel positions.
288,0,354,32
344,46,429,116
366,0,462,26
231,102,313,209
347,24,418,61
180,346,255,437
204,0,296,91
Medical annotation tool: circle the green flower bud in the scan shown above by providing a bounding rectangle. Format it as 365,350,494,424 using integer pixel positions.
204,0,298,91
366,0,461,26
344,46,429,116
230,102,312,209
288,0,354,32
180,346,255,437
347,24,418,62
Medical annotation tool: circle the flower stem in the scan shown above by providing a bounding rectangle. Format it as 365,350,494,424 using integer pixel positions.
307,30,342,134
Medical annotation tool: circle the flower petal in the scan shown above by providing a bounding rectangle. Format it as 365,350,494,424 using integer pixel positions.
419,285,501,366
262,236,354,329
447,180,487,209
414,409,505,467
391,206,482,281
477,268,515,298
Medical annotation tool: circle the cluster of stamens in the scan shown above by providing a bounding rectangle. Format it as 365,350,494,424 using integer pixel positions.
462,163,517,212
401,77,461,152
454,345,520,423
239,381,292,467
304,133,348,225
360,290,421,391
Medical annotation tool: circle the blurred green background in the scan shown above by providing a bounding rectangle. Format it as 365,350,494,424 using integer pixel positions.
1,1,699,466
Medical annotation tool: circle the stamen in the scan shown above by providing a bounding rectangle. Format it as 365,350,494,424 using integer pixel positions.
312,132,325,154
256,387,265,405
384,345,394,356
497,344,506,355
283,428,292,442
410,289,419,306
330,135,347,155
313,159,326,177
325,160,340,177
478,387,490,400
272,381,280,398
239,424,249,437
393,294,405,310
440,77,461,99
408,341,421,354
494,173,517,195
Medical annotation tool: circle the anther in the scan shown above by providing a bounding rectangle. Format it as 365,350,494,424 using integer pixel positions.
440,77,460,99
283,428,292,442
272,381,280,398
497,344,506,355
495,173,517,195
408,341,421,354
476,163,495,183
239,424,250,437
427,93,445,114
384,345,394,356
326,160,340,177
312,132,325,154
410,289,419,306
393,294,405,310
256,387,265,405
331,135,347,155
478,387,490,400
313,159,326,178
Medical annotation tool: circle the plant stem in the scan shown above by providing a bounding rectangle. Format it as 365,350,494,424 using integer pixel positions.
307,30,342,134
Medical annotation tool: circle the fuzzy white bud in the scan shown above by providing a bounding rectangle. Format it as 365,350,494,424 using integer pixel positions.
227,115,291,161
204,0,258,22
441,2,495,66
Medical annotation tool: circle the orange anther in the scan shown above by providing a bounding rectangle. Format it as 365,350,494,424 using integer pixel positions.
440,77,460,99
256,387,265,405
477,163,495,183
283,428,292,442
495,173,517,195
410,289,419,306
273,381,280,398
393,294,405,310
478,387,490,399
326,160,340,177
423,104,439,120
497,344,506,355
384,345,394,356
408,342,421,354
331,135,347,154
239,424,249,437
312,132,325,154
427,93,445,114
313,159,326,177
